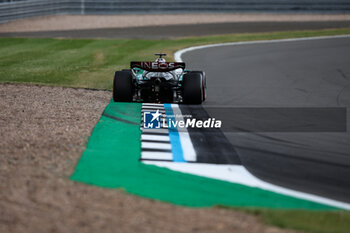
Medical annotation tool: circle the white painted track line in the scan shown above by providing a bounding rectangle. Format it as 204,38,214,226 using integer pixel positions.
142,103,164,106
141,128,169,134
144,161,350,210
141,152,173,160
142,142,172,150
141,134,170,142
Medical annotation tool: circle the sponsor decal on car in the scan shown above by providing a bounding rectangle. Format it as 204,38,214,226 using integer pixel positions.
131,61,185,72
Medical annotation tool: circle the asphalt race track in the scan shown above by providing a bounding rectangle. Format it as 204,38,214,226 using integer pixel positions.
181,36,350,203
1,21,350,38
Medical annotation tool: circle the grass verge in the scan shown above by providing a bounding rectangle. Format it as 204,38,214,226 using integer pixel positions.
0,28,350,90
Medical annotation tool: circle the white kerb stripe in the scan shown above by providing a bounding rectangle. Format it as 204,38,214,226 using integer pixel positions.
141,134,170,142
141,152,173,160
142,128,169,134
142,142,172,150
142,103,164,107
142,108,165,111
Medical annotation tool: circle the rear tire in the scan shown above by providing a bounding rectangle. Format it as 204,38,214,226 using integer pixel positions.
113,71,133,102
183,72,204,104
190,71,206,101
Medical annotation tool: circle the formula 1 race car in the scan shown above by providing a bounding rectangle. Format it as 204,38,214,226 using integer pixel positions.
113,53,206,104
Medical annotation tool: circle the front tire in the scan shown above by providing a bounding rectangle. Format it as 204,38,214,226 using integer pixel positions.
113,71,133,102
183,72,204,104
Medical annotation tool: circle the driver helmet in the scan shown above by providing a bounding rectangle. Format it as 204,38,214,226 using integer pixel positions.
155,57,166,63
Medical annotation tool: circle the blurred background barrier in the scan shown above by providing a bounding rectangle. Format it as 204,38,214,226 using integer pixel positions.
1,0,350,23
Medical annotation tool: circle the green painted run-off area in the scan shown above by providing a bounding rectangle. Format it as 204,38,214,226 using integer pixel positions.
71,101,336,210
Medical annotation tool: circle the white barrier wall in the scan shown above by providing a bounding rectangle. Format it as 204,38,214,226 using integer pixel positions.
1,0,350,23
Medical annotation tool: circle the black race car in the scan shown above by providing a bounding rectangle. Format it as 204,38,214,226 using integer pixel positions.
113,54,206,104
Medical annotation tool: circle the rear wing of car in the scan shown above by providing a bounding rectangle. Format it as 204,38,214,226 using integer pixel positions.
130,61,185,72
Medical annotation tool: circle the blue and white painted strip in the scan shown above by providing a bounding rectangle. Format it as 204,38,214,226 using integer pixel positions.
170,104,196,162
140,103,197,163
164,103,186,162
